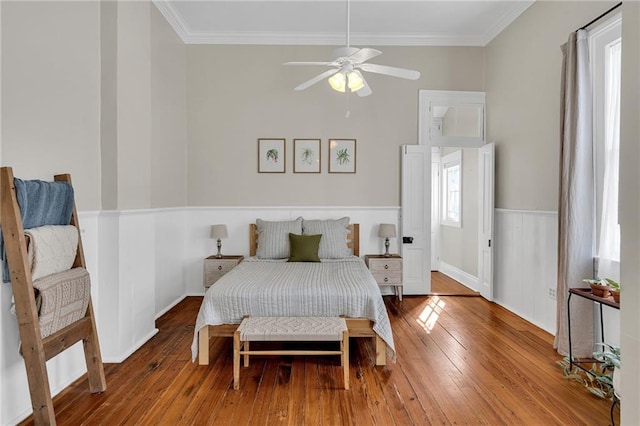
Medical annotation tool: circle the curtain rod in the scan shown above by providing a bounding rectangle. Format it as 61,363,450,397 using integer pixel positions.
579,2,622,31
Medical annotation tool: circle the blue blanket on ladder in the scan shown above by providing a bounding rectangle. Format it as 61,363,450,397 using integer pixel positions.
1,178,75,283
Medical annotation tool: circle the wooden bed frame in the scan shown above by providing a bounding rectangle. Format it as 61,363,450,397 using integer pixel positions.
197,223,387,366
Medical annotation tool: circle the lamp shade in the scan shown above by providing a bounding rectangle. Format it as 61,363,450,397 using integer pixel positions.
378,224,396,238
210,224,228,239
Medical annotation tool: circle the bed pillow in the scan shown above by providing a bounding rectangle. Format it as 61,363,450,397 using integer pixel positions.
288,233,321,262
256,217,303,259
302,217,351,259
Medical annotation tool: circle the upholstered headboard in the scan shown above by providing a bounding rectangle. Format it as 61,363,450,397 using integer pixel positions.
249,223,359,257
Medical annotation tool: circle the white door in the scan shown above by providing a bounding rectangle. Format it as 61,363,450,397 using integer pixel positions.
477,143,495,300
401,145,431,295
431,148,441,270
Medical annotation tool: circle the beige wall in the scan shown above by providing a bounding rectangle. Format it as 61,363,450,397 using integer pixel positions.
619,2,640,424
1,1,101,210
1,1,186,211
485,1,616,210
116,1,152,210
150,5,187,208
100,0,118,210
101,1,187,210
439,147,478,277
186,45,484,206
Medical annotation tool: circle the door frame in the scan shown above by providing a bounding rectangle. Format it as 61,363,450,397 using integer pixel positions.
478,143,495,300
418,90,494,300
431,147,441,271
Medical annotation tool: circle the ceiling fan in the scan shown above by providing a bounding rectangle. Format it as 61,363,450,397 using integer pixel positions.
283,0,421,97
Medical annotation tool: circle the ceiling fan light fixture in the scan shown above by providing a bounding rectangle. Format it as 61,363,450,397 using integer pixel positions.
328,70,364,93
328,72,346,92
347,70,365,92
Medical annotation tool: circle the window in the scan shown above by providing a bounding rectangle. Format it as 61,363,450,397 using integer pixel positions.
441,150,462,228
590,14,621,280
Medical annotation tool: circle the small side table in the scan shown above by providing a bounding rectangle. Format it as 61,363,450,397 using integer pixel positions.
364,254,403,300
203,255,244,289
567,287,619,371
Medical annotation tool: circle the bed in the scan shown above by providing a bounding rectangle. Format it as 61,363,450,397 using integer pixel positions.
192,218,395,366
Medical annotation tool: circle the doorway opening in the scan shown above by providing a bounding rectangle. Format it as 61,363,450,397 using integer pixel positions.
431,146,481,296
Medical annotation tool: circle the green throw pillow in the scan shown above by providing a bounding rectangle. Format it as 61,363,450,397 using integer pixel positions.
288,233,322,262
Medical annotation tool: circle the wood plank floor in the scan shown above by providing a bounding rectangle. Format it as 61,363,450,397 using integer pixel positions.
21,295,618,425
430,272,480,296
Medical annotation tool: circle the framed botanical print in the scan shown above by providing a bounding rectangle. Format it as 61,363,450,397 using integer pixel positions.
328,139,356,173
293,139,321,173
258,138,286,173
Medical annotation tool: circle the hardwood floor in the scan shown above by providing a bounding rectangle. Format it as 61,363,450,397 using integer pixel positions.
21,296,618,425
430,271,480,296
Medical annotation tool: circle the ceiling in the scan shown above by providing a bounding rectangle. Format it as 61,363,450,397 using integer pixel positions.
153,0,535,46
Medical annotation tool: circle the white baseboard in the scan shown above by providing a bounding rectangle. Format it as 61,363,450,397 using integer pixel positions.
155,295,187,320
438,261,478,291
103,328,159,363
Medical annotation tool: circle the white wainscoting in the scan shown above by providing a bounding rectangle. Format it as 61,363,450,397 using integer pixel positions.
494,209,558,334
1,205,400,425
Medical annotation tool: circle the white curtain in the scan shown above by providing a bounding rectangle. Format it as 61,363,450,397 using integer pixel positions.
554,30,595,358
597,41,621,281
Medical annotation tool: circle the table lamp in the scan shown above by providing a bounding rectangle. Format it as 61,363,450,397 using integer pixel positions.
210,224,228,258
378,223,396,257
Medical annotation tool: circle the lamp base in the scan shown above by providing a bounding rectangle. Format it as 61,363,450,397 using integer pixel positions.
216,239,223,258
383,238,390,257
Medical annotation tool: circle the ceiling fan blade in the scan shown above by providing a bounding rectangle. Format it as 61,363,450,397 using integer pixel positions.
359,63,421,80
284,61,333,66
294,69,339,91
357,77,372,97
348,48,382,64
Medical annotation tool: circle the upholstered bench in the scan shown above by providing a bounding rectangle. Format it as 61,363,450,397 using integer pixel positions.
233,316,349,390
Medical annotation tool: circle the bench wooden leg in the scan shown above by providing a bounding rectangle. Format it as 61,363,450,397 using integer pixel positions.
244,341,249,367
342,331,349,390
233,330,240,390
198,326,209,365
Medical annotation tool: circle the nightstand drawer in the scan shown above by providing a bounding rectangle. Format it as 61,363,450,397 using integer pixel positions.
203,255,243,288
367,259,402,272
204,261,237,275
371,272,402,285
204,271,225,287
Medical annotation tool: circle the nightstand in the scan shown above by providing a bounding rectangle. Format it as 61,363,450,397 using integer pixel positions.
203,255,244,289
364,254,403,301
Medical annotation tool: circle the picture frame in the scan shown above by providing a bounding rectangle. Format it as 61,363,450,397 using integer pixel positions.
293,139,321,173
258,138,286,173
328,139,356,173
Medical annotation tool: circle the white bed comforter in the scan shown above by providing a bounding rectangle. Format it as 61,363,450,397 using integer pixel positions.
191,256,395,360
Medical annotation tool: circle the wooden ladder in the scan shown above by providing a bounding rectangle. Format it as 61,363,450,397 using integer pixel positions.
0,166,106,425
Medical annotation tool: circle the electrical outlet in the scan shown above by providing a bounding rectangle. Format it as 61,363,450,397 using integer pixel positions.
548,288,556,299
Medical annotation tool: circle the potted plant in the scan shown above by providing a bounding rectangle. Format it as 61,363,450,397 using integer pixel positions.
582,277,613,298
588,343,621,399
607,279,621,303
558,343,621,400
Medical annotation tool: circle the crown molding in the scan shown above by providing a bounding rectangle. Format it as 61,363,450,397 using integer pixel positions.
480,1,534,45
154,0,533,47
153,0,191,41
183,31,487,46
